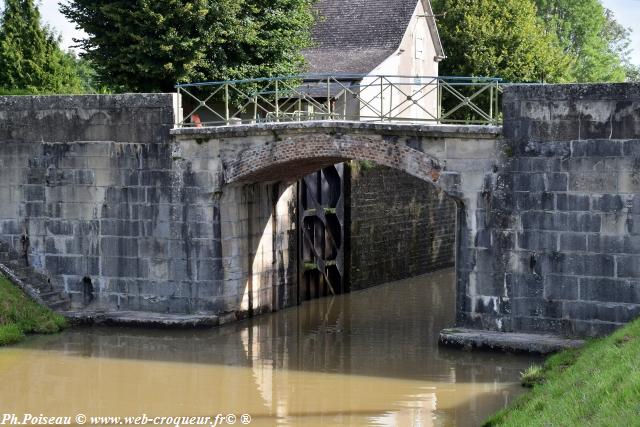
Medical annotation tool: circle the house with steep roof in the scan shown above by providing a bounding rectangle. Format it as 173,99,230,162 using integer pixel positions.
304,0,445,77
302,0,446,121
180,0,446,126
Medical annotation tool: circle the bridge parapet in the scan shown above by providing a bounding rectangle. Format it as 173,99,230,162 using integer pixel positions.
171,121,502,198
175,74,503,128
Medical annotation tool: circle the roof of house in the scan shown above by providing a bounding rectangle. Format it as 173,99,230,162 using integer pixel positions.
303,0,445,75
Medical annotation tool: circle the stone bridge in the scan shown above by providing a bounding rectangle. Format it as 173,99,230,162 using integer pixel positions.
0,83,639,339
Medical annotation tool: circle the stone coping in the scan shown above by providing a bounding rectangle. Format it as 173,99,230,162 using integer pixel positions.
62,311,241,329
439,328,585,354
171,120,503,139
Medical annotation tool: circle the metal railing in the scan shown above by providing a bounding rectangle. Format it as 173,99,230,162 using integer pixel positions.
175,74,503,127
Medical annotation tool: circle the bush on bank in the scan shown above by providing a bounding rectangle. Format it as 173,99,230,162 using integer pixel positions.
0,275,67,345
484,319,640,426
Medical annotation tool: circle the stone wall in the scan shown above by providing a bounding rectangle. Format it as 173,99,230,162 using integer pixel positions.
463,84,640,337
0,94,182,312
220,182,298,318
0,94,298,318
348,162,456,290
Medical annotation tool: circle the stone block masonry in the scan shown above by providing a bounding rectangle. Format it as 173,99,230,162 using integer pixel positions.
348,163,456,290
0,93,299,321
463,84,640,337
0,94,234,315
5,85,640,339
185,85,639,341
173,121,501,329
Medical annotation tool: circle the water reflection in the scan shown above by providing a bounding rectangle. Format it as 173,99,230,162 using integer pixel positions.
0,269,539,426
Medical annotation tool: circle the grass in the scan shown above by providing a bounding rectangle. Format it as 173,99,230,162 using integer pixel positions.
484,320,640,426
0,275,67,346
0,88,39,96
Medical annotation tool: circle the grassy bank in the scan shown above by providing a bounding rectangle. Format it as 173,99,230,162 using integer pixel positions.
0,275,67,345
485,320,640,426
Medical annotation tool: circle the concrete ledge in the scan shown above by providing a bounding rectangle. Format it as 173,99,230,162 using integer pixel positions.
171,120,503,139
62,311,234,329
439,328,585,354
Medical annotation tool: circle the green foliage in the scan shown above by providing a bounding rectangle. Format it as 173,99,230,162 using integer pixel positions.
484,320,640,426
625,65,640,83
73,57,112,94
350,160,377,178
0,0,85,93
601,9,640,82
0,88,36,95
0,275,67,346
303,262,318,271
61,0,316,92
520,364,544,388
0,324,23,346
432,0,638,83
432,0,569,82
535,0,628,82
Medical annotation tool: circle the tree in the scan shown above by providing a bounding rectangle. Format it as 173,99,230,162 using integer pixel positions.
0,0,84,93
432,0,569,83
624,65,640,83
601,8,640,82
60,0,316,92
534,0,627,82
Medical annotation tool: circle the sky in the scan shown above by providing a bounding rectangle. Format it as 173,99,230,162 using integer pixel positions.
602,0,640,65
37,1,86,52
1,0,639,65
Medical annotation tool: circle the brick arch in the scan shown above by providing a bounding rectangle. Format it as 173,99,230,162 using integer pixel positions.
224,132,458,196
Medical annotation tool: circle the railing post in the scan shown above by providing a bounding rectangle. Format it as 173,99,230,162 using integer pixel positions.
326,77,331,119
380,77,384,121
496,81,500,124
275,80,280,121
489,81,494,123
224,84,230,125
253,93,258,123
176,87,183,127
389,79,394,122
437,78,443,124
342,89,347,120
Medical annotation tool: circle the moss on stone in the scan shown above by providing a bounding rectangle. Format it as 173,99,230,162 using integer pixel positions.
303,262,318,271
350,159,378,178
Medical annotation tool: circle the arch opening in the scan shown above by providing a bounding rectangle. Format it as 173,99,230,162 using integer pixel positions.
222,131,461,200
223,156,462,319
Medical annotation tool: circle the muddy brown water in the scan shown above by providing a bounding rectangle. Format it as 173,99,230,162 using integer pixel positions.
0,269,540,426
